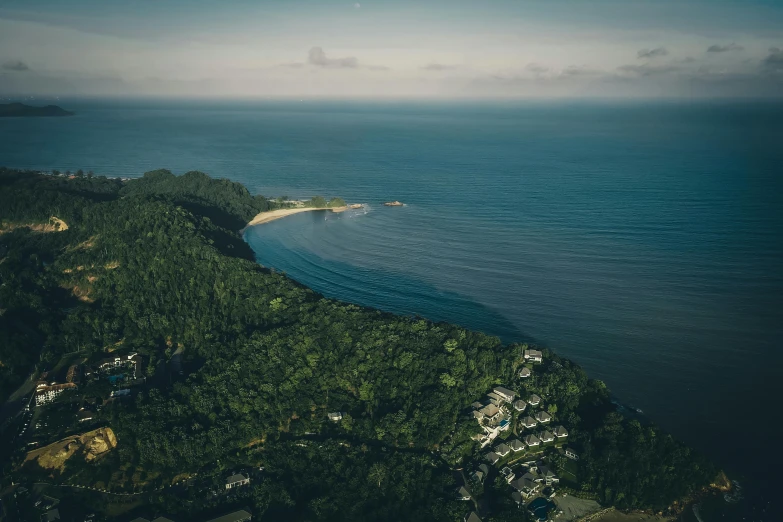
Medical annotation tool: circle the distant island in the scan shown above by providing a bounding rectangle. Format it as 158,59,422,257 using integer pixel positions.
384,200,404,206
0,102,74,117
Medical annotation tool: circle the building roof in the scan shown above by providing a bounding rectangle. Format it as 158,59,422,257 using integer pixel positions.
493,386,516,399
225,473,248,484
521,416,537,427
495,443,511,455
479,404,500,418
458,486,471,498
524,434,542,446
513,400,527,411
509,439,525,451
479,463,490,474
152,518,176,522
205,510,253,522
554,425,568,437
535,411,551,422
471,401,484,409
473,410,484,419
487,392,504,403
524,349,543,359
528,394,541,404
466,512,482,522
485,452,500,463
42,510,60,522
539,430,555,441
519,367,531,377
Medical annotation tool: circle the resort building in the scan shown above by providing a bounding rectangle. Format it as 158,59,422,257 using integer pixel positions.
528,394,541,406
539,430,555,443
35,383,77,407
523,349,543,363
554,426,568,438
523,434,542,447
519,367,531,378
327,412,343,422
225,473,250,490
509,439,525,452
513,399,527,412
485,452,501,465
535,411,552,424
457,486,471,500
206,511,253,522
492,386,517,402
565,448,579,460
521,416,538,428
495,443,511,457
487,392,504,406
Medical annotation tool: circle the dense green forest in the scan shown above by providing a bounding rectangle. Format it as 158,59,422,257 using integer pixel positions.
0,168,718,521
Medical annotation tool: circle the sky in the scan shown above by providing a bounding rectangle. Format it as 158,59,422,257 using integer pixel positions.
1,0,782,98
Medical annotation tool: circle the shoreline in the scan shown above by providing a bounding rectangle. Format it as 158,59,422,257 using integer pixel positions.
241,206,348,233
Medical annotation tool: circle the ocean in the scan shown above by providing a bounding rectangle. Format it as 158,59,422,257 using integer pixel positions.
2,98,781,520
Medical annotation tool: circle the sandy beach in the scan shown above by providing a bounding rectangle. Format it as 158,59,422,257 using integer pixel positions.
241,206,348,233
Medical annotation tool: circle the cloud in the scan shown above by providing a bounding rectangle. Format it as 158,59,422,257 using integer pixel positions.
2,60,29,71
617,64,679,77
422,63,458,71
366,65,390,71
707,43,744,53
525,63,550,74
761,47,783,74
308,47,358,68
561,65,603,77
353,2,361,8
637,47,668,59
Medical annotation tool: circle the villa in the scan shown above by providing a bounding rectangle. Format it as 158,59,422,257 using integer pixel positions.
35,383,77,407
554,425,568,438
485,452,501,465
457,486,471,500
565,448,579,460
328,412,343,421
225,473,250,490
509,439,525,452
538,465,560,485
535,411,552,424
539,430,555,443
493,386,517,402
519,367,531,378
528,394,541,406
495,443,511,457
523,434,542,447
513,399,527,412
524,349,543,363
465,512,482,522
521,416,538,428
487,392,505,406
500,466,515,483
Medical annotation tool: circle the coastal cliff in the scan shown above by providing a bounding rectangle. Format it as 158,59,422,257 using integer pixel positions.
0,102,74,117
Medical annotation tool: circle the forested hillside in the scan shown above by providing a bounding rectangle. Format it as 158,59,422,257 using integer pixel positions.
0,168,719,521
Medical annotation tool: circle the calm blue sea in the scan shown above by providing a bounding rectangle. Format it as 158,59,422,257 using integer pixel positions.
2,99,781,519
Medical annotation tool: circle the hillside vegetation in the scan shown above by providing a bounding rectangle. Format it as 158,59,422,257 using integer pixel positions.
0,168,718,521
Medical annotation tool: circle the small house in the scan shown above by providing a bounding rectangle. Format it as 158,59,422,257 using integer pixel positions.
471,469,485,484
509,439,525,452
513,399,527,412
493,386,516,402
471,401,484,410
523,434,541,447
524,349,543,363
565,448,579,460
457,486,471,500
327,412,343,422
538,465,560,485
225,473,250,490
473,410,484,420
485,452,501,465
465,512,482,522
521,416,537,428
554,425,568,438
495,443,511,457
500,466,515,483
519,367,531,378
535,411,552,424
539,430,555,443
528,394,541,406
